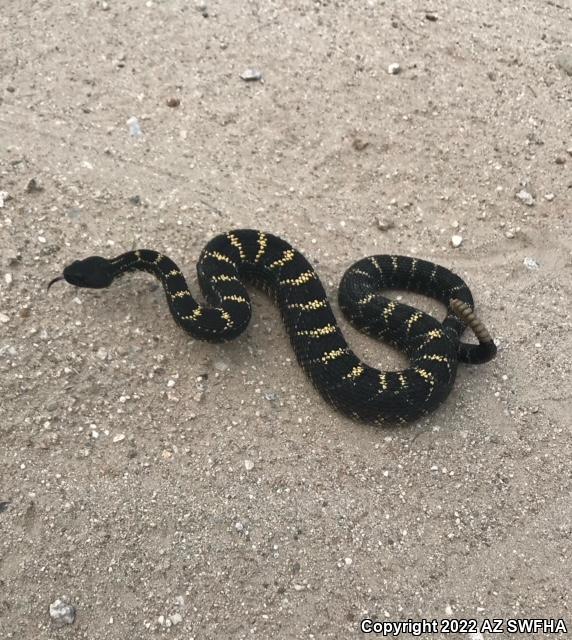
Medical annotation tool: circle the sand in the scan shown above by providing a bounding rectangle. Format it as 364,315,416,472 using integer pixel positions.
1,1,570,638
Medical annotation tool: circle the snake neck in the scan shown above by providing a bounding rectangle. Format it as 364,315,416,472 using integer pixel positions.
108,248,253,342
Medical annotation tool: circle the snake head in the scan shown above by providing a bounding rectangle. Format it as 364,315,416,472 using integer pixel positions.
48,256,114,290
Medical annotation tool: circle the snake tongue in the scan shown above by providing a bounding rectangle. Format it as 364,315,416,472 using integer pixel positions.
47,275,65,291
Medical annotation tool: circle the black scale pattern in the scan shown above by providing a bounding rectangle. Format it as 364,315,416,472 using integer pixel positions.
78,230,496,424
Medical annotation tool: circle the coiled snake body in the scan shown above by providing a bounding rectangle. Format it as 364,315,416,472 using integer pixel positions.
50,230,496,424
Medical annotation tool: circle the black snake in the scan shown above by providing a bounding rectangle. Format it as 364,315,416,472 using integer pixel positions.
49,230,496,424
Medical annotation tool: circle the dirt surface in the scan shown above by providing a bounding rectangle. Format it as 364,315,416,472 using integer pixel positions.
1,1,571,638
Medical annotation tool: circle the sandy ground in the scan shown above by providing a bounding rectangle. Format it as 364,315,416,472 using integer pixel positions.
1,1,571,638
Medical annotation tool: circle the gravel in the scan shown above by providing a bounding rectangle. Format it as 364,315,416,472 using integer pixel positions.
1,1,570,638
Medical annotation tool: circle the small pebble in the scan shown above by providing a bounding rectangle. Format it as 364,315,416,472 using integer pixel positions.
451,235,463,248
170,613,183,626
523,257,539,270
126,116,142,137
444,604,453,616
240,68,263,81
515,189,535,206
0,313,9,323
387,63,401,75
425,12,438,21
544,193,555,201
214,361,228,371
112,434,126,443
166,97,181,108
49,599,76,625
196,2,208,17
26,178,43,193
244,459,254,471
4,273,12,285
505,230,515,239
555,156,566,165
167,379,176,388
0,191,8,207
115,52,127,68
128,195,141,205
352,138,369,151
377,217,395,231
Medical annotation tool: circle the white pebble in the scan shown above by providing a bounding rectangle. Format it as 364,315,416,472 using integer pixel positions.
167,379,176,388
388,63,401,74
170,613,183,626
445,604,453,615
544,193,555,201
235,521,244,531
112,434,125,443
49,599,76,625
451,235,463,248
0,191,9,207
126,116,143,137
4,273,12,285
0,313,9,323
38,236,47,243
244,459,254,471
515,189,535,206
468,633,484,640
344,557,353,565
523,257,539,270
240,68,263,81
